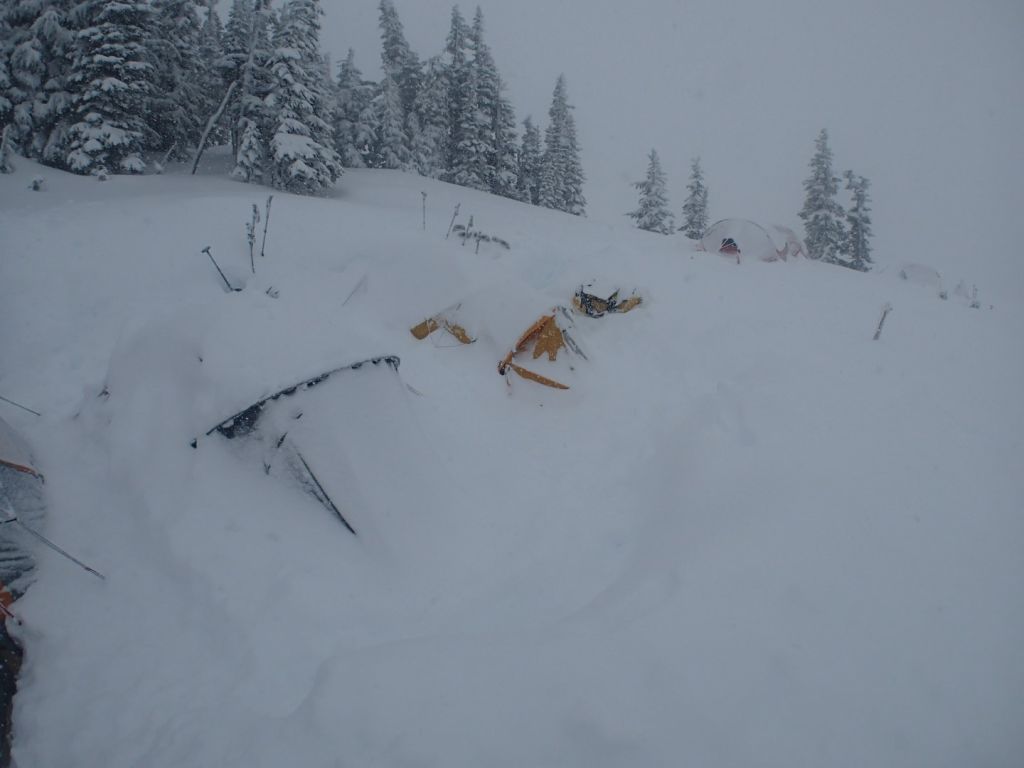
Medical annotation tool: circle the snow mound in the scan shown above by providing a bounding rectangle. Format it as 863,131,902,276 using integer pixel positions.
2,160,1023,768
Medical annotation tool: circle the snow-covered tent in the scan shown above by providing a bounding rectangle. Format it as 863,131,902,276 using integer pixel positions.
893,263,977,303
0,416,44,596
0,416,44,766
898,263,943,290
700,219,805,263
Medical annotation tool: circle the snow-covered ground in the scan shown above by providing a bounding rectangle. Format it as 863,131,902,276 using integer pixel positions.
1,159,1023,767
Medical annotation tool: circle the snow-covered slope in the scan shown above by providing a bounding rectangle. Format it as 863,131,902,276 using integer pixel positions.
2,160,1023,767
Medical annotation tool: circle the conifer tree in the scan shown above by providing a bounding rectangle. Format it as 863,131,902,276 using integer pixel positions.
451,5,496,191
490,89,518,198
537,144,560,211
148,0,208,160
405,109,431,177
200,0,222,47
627,148,674,234
65,0,154,174
32,3,76,165
375,0,418,166
233,116,264,180
265,0,341,194
562,120,586,216
220,0,253,83
316,50,337,140
2,0,76,163
679,156,709,239
799,128,846,263
230,0,274,182
2,0,49,150
467,7,517,198
370,71,411,170
0,125,14,173
515,115,541,204
843,170,873,271
333,48,374,168
410,54,446,177
0,9,12,137
377,0,419,119
538,74,585,215
196,0,228,148
218,0,253,152
441,5,474,184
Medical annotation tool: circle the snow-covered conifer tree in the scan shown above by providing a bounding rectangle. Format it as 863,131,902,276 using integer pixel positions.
195,0,228,148
468,8,517,198
316,51,336,142
490,90,518,198
2,0,48,150
0,125,15,173
843,170,873,271
230,0,274,182
218,0,253,152
32,3,76,165
220,0,253,83
374,0,418,166
799,129,846,263
441,6,473,184
562,119,586,215
451,5,496,191
377,0,419,120
0,3,25,143
2,0,76,163
65,0,154,174
0,11,11,135
370,71,411,170
679,156,709,239
448,66,487,189
405,110,431,177
538,74,585,215
200,0,222,47
148,0,208,160
264,0,341,194
410,54,446,178
515,115,541,204
627,148,674,234
333,48,374,168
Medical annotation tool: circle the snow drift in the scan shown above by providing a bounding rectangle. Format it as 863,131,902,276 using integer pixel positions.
1,158,1023,768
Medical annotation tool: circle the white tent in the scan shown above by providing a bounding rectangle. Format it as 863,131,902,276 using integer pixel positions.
700,219,805,263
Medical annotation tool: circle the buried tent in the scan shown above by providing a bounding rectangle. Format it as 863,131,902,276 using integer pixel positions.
571,285,642,318
0,416,43,601
497,285,644,390
0,416,45,766
410,305,476,345
408,279,644,391
700,219,805,262
192,356,403,536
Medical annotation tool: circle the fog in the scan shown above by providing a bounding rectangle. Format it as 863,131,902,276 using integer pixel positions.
321,0,1024,298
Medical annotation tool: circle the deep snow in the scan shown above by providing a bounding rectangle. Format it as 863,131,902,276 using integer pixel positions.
1,158,1023,767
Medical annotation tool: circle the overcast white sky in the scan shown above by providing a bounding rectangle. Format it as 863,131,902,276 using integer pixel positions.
319,0,1024,298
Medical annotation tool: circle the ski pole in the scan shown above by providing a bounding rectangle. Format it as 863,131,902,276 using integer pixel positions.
202,246,238,292
873,303,892,341
0,395,40,417
0,600,21,626
247,204,259,274
2,514,106,581
294,450,356,536
260,195,273,258
445,203,460,239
